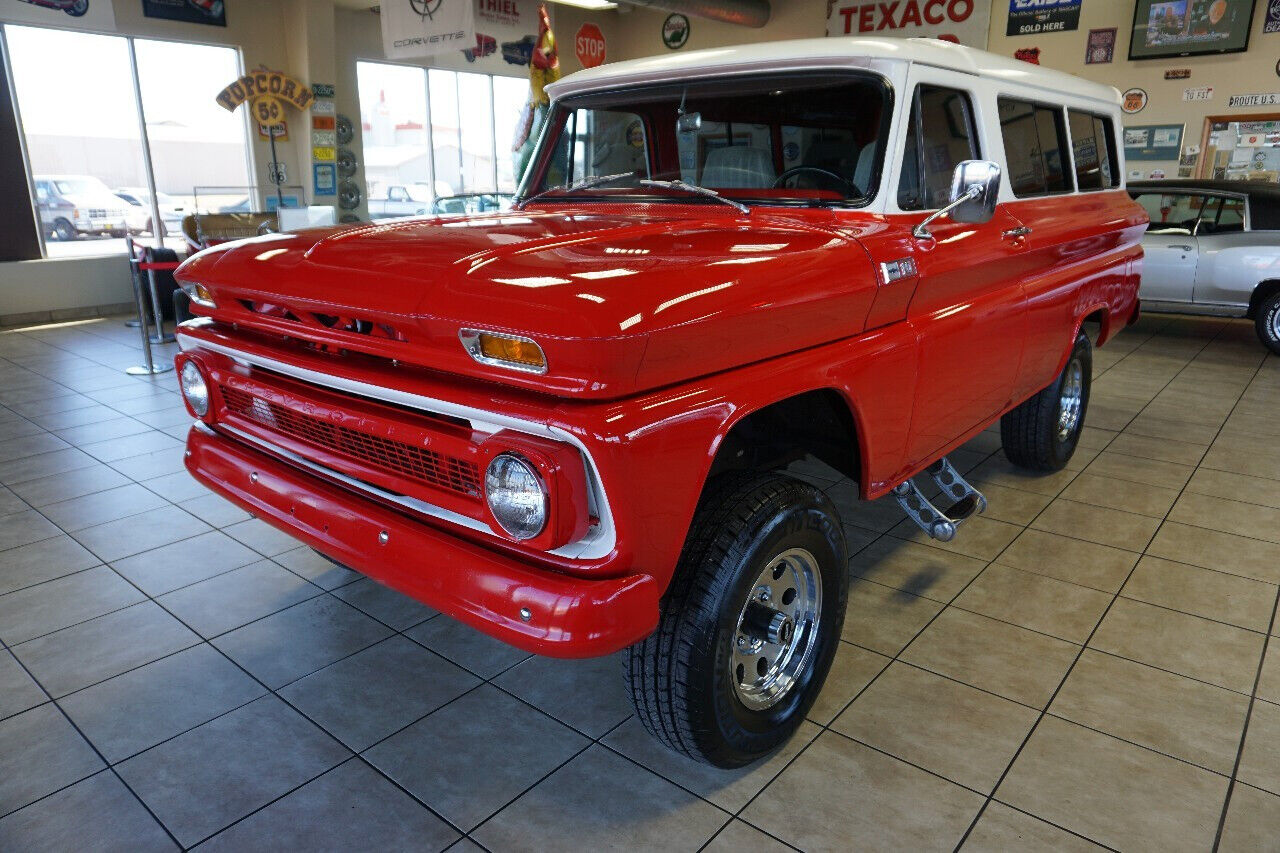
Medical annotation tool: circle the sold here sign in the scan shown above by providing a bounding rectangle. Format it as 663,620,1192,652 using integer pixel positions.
826,0,991,48
576,22,606,68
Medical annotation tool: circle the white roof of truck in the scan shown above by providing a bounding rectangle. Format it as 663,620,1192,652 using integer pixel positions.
547,37,1121,106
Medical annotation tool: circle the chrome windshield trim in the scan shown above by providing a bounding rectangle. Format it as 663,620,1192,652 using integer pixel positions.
179,331,616,560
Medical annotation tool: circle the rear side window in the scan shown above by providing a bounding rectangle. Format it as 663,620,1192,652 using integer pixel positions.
1131,193,1203,235
1068,110,1118,191
897,85,979,211
1198,196,1246,234
999,98,1071,197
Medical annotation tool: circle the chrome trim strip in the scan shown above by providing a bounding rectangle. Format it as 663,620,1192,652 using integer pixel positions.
179,331,616,560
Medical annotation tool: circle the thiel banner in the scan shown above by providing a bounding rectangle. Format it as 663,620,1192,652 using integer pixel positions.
381,0,475,59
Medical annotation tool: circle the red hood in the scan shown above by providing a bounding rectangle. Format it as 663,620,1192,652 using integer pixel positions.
178,204,880,398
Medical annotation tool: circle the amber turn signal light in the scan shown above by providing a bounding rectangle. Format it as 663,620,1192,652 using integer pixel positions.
180,282,216,309
459,329,547,374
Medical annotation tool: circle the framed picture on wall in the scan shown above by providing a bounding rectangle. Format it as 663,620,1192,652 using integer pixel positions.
1129,0,1256,60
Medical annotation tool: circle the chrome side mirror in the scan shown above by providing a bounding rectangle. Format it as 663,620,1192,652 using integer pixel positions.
912,159,1002,239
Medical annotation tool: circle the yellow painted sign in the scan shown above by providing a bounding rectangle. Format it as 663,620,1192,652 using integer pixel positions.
312,146,337,162
216,70,313,125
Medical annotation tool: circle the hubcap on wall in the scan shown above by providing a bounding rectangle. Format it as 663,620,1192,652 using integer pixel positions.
730,547,822,711
1057,358,1084,442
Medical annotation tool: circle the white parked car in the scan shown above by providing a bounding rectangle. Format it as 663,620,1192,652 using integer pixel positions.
114,187,187,237
1129,180,1280,353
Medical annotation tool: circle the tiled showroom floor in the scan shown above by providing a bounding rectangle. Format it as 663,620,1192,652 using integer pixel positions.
0,313,1277,851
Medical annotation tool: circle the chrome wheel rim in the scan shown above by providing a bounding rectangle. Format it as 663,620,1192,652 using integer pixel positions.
1271,308,1280,340
1057,358,1084,442
730,547,822,711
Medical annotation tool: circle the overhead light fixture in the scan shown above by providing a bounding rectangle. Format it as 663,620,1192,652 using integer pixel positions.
547,0,618,9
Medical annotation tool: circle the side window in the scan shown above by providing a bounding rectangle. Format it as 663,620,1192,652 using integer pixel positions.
1068,110,1120,191
1132,193,1203,235
897,85,979,211
1202,196,1245,234
35,182,49,201
999,98,1072,197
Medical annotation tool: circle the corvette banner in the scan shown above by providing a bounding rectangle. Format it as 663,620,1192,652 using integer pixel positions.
381,0,475,59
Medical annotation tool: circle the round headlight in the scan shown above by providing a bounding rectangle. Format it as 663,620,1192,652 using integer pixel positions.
180,361,209,417
484,453,547,540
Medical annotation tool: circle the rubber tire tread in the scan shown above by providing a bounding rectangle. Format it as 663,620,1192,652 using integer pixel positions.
1255,291,1280,356
1000,331,1091,472
624,471,845,766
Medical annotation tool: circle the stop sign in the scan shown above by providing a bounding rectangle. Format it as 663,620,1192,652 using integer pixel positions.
576,23,606,68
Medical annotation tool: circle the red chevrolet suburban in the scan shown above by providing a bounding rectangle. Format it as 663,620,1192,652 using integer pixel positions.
174,38,1146,767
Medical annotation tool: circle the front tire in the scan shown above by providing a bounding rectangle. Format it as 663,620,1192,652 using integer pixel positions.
1001,330,1092,472
1255,291,1280,356
626,472,848,768
52,219,77,241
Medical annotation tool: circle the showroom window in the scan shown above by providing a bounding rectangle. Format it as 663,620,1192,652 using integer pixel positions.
357,60,530,219
3,25,252,259
998,98,1072,198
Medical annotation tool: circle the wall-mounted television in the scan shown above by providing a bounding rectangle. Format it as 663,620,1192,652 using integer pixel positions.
1129,0,1256,60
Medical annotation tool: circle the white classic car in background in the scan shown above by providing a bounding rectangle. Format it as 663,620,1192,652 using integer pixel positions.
1129,180,1280,354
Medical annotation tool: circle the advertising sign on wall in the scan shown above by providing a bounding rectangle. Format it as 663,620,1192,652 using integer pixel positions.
1007,0,1082,37
1266,0,1280,31
1229,91,1280,107
826,0,992,49
381,0,476,60
0,0,115,28
575,22,605,68
141,0,225,27
1085,27,1116,62
1129,0,1257,60
1125,123,1184,160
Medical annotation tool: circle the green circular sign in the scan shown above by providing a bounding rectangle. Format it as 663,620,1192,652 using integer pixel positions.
663,13,690,50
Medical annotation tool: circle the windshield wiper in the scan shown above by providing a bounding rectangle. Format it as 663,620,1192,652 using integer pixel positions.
639,179,750,214
517,172,636,208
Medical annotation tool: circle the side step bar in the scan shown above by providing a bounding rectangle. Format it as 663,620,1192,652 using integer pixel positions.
891,457,987,543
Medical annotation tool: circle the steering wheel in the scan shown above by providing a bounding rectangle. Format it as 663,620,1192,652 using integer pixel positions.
773,166,856,195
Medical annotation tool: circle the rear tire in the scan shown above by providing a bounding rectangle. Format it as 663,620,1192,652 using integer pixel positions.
625,472,848,768
1255,291,1280,356
1001,331,1092,472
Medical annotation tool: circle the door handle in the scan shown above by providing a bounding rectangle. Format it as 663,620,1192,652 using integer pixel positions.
1002,226,1032,239
1168,245,1194,252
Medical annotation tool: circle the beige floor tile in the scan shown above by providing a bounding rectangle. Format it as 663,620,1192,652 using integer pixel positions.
970,482,1053,526
1237,699,1280,797
1217,783,1280,853
1260,646,1280,705
888,515,1024,562
471,745,726,852
1146,522,1280,585
1050,649,1250,774
901,608,1078,708
841,579,944,656
602,718,820,813
1060,472,1181,519
1089,598,1266,694
996,529,1137,593
1031,499,1160,552
1122,556,1277,632
850,538,987,603
832,662,1037,792
963,802,1107,852
742,731,984,852
703,820,790,853
1106,432,1207,466
1186,467,1280,512
997,716,1228,853
1169,492,1280,546
1123,413,1221,446
1202,445,1280,482
954,564,1111,644
965,457,1079,497
807,641,890,725
1084,451,1195,490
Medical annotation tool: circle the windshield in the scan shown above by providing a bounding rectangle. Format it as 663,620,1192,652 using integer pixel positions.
522,72,890,206
53,178,111,197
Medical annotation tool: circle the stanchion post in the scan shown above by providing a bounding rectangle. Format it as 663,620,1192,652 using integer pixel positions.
125,241,172,377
